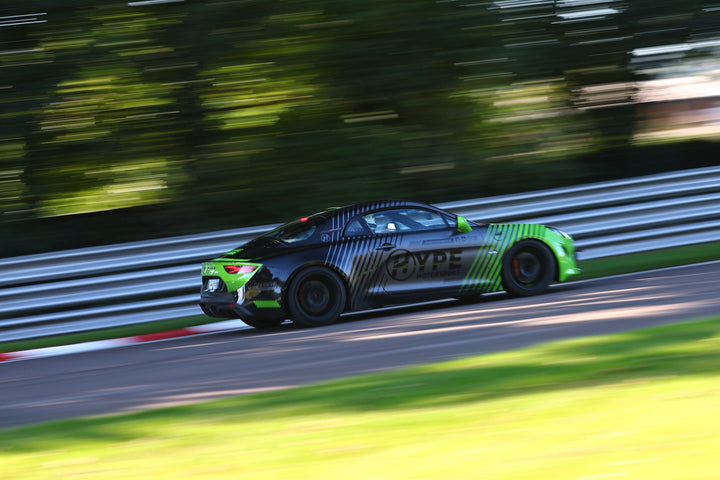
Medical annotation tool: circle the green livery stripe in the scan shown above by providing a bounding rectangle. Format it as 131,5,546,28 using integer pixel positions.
461,225,502,293
461,224,547,294
253,300,281,308
484,224,518,291
475,224,506,291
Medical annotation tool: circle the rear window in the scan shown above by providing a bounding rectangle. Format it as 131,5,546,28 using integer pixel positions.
262,214,326,244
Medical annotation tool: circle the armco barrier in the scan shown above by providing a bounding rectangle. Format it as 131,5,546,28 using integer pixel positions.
1,166,719,343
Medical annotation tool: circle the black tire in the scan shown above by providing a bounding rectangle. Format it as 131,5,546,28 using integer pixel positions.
242,318,285,329
287,267,347,327
501,239,556,296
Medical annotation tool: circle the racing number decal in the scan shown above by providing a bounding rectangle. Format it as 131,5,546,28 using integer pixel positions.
386,249,416,281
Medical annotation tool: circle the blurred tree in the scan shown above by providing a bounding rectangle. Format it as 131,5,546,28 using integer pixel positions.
247,0,506,206
0,3,60,220
0,0,718,255
480,0,720,177
142,0,269,220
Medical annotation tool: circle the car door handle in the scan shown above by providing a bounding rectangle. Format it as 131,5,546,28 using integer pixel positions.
376,243,396,251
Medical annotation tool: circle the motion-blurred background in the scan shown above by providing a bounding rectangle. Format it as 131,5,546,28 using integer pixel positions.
1,0,719,256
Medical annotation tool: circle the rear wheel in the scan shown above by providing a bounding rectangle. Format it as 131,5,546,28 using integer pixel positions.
501,240,556,296
287,267,346,327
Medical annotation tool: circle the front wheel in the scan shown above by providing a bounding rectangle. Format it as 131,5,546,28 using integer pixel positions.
501,240,556,296
287,267,347,327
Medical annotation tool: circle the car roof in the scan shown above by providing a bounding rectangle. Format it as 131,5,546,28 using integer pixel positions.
330,200,442,217
311,200,451,231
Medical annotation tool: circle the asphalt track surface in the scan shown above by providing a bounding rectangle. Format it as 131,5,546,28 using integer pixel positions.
1,261,718,430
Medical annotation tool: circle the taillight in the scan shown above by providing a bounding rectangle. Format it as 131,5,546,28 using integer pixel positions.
223,265,258,275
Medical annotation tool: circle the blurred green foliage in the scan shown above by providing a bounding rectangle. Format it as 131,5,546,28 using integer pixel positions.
1,0,719,255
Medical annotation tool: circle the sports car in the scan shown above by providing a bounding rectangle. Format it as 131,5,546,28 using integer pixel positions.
199,200,581,328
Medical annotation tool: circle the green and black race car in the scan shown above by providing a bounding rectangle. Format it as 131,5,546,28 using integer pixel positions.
199,200,581,329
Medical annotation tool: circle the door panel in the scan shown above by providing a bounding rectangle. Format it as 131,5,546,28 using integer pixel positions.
382,227,487,299
339,207,492,305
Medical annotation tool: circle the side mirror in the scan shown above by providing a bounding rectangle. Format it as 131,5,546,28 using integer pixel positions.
457,216,472,233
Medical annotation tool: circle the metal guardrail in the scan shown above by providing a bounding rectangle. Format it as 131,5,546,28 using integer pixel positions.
1,166,719,343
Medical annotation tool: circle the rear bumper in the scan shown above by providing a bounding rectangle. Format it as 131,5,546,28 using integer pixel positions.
199,292,285,322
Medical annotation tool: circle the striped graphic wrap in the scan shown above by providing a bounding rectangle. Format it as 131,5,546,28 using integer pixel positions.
460,224,547,294
323,201,405,308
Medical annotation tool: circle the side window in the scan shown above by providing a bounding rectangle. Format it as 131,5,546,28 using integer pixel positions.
406,209,450,230
361,208,449,234
344,217,371,237
362,212,396,234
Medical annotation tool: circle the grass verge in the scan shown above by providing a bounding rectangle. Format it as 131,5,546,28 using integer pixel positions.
1,242,717,354
1,315,719,479
576,241,719,280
